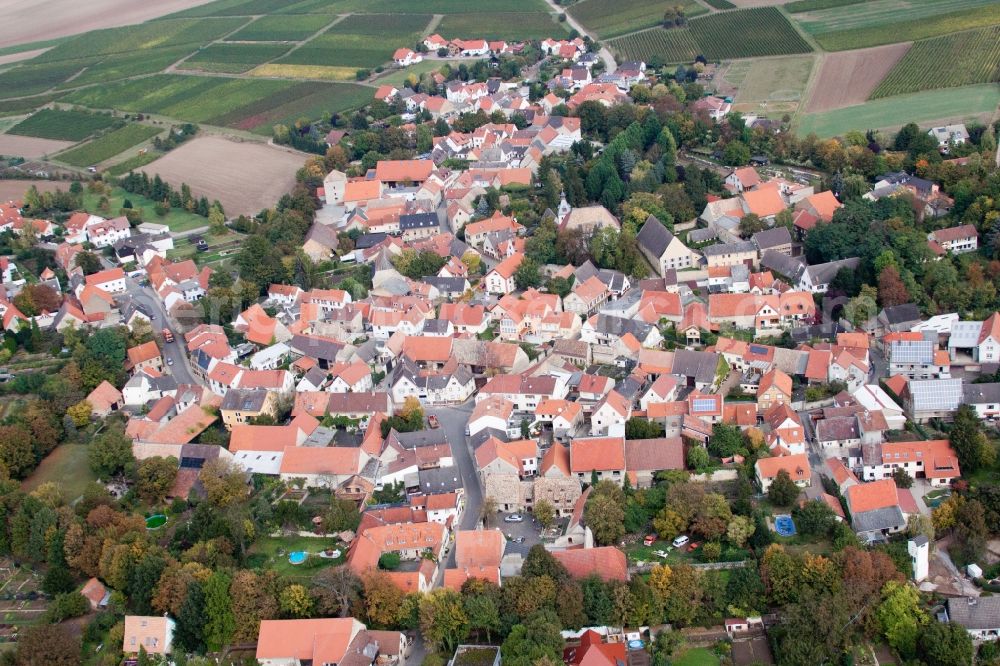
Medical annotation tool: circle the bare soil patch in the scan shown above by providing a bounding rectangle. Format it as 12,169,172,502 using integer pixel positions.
142,136,307,217
0,49,50,66
804,42,911,113
0,0,218,49
0,179,67,202
0,134,73,159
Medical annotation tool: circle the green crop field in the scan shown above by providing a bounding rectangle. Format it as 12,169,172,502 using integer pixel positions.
796,84,1000,137
54,124,162,167
689,8,812,59
7,109,117,140
436,12,568,40
31,17,247,63
279,14,432,68
702,0,735,8
56,47,192,89
609,29,700,64
210,81,374,133
167,0,549,16
0,59,97,98
795,0,1000,50
226,15,332,41
183,43,292,73
785,0,864,11
871,26,1000,98
611,8,812,62
568,0,707,39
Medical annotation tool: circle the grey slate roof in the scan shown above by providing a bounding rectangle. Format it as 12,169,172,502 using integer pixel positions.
355,232,388,250
421,275,469,294
636,215,675,258
671,349,720,385
964,382,1000,404
589,314,655,341
804,257,860,286
419,466,463,494
687,227,717,243
220,389,270,412
701,239,757,257
752,226,792,251
880,303,922,326
946,596,1000,630
759,250,806,280
852,506,905,534
400,212,439,231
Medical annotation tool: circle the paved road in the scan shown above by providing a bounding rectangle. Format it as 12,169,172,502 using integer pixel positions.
426,401,483,530
125,277,199,387
541,0,616,73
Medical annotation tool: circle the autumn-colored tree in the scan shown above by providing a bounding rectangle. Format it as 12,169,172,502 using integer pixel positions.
66,400,92,427
136,456,178,504
653,507,686,539
0,425,34,478
15,623,80,666
231,570,280,642
311,566,361,617
198,458,249,508
726,515,754,548
648,563,672,605
877,265,910,307
760,544,800,605
362,571,405,628
692,493,732,541
661,564,702,627
152,562,211,616
502,574,557,617
534,499,555,529
279,583,314,619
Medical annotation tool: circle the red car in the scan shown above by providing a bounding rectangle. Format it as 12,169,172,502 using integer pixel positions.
428,415,440,428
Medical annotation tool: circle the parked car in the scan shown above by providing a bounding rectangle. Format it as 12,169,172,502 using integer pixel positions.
504,514,524,523
671,535,689,548
166,357,174,366
428,414,440,428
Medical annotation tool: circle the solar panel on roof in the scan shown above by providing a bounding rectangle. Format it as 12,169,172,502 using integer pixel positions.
889,340,933,364
749,345,769,355
179,457,203,469
692,398,716,412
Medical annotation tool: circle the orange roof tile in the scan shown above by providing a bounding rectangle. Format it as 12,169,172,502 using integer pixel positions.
552,547,628,582
847,479,898,514
570,437,625,473
755,453,810,481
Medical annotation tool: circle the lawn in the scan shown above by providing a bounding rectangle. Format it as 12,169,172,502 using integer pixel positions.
795,83,1000,138
82,187,208,233
626,539,749,565
246,535,346,579
54,124,162,167
673,648,720,666
7,108,117,141
226,14,332,41
568,0,708,39
22,444,97,502
730,54,816,115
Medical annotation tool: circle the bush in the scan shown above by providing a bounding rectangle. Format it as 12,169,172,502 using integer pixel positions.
379,552,401,570
41,567,75,596
701,541,722,562
46,592,89,623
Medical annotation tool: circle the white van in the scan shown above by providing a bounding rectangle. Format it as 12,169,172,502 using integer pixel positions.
671,535,689,548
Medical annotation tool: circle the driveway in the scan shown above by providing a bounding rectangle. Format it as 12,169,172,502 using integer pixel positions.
426,401,482,531
496,513,542,557
125,277,199,387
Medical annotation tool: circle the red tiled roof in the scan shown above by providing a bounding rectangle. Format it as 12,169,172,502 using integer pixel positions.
552,547,628,582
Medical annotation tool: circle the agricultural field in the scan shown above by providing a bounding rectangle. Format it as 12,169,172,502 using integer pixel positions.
803,43,910,112
794,0,1000,51
567,0,707,39
0,180,65,201
56,47,194,89
247,64,359,80
726,55,816,115
374,59,450,87
611,7,812,63
22,444,96,501
702,0,735,8
436,12,568,40
7,109,117,141
140,135,308,216
182,43,292,73
870,25,1000,98
795,83,1000,138
0,134,74,159
785,0,864,11
609,29,701,65
226,14,332,41
54,124,163,167
0,58,98,98
278,13,432,69
62,75,371,134
105,151,161,176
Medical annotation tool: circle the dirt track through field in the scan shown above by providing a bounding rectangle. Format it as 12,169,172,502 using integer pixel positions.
804,42,911,112
142,135,308,217
0,0,218,49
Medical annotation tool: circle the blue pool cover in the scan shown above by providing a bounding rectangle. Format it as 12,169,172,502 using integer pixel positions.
774,514,796,537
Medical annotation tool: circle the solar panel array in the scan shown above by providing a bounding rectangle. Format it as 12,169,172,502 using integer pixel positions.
692,398,717,413
889,340,933,364
911,379,963,410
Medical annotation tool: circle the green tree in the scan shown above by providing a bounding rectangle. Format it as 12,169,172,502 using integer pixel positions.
419,589,468,653
513,257,542,290
584,481,626,545
136,457,178,504
464,594,501,643
203,571,235,651
88,426,134,479
14,624,80,666
708,423,746,458
534,499,556,529
175,581,206,653
722,141,750,166
0,425,34,479
876,580,927,660
767,468,799,506
686,445,710,472
950,404,995,472
235,236,287,294
919,620,974,666
500,610,564,666
726,515,754,548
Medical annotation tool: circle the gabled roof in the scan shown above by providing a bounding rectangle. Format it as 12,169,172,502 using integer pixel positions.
636,215,676,258
570,437,625,473
552,547,628,582
755,453,809,481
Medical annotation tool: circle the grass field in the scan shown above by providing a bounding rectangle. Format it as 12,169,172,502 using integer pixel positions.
374,59,448,87
673,648,720,666
183,43,292,73
226,14,332,41
54,124,162,167
7,108,116,140
247,63,358,80
795,83,1000,137
82,186,208,232
729,55,815,114
786,0,865,11
106,151,162,176
278,13,432,68
870,25,1000,98
436,12,568,40
796,0,1000,51
22,444,96,501
610,7,812,63
568,0,707,39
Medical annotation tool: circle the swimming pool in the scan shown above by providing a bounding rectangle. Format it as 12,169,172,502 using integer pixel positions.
288,551,308,565
774,514,796,537
145,514,168,530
